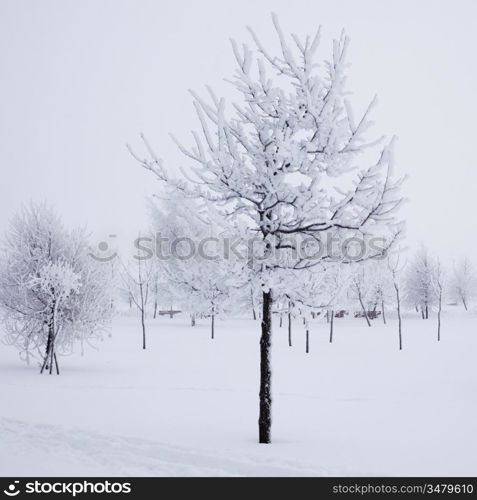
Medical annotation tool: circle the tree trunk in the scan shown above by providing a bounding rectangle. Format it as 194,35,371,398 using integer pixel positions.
395,283,402,350
305,329,310,353
169,305,173,319
141,307,146,349
279,314,283,328
40,327,53,374
358,290,371,327
326,310,330,323
191,315,196,327
49,338,54,375
259,290,272,444
139,283,146,349
329,310,334,343
425,304,429,320
462,297,468,311
251,289,257,320
153,300,158,319
211,313,215,340
381,301,386,324
421,306,425,320
48,314,56,375
437,291,442,342
287,303,292,347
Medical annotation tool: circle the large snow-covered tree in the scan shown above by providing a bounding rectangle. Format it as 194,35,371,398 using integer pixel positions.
0,203,113,373
130,15,404,443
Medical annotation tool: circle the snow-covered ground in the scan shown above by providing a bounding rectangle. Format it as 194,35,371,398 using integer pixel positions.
1,310,476,476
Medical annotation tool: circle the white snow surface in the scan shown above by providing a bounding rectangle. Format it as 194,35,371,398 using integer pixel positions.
1,311,476,476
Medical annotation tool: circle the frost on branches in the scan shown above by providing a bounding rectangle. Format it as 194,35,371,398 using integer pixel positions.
130,15,404,443
404,247,437,320
148,195,246,338
449,257,477,311
0,203,113,374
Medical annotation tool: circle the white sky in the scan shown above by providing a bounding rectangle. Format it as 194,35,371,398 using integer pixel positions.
1,0,476,261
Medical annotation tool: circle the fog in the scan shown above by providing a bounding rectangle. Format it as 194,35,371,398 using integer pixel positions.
1,0,476,261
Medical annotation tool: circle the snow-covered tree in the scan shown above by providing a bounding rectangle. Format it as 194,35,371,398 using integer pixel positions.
320,264,349,342
387,253,405,350
404,247,436,319
449,257,476,311
366,260,393,324
121,253,154,350
348,263,377,326
130,15,404,443
0,203,113,373
149,195,244,339
432,259,445,342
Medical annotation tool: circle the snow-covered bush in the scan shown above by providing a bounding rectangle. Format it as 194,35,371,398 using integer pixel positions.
0,203,113,373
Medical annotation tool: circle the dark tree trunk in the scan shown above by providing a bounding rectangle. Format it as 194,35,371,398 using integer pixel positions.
169,305,173,319
191,315,196,327
437,292,442,341
139,282,146,350
141,307,146,349
329,310,334,343
54,353,60,375
279,314,283,328
211,314,215,339
425,304,429,320
48,326,56,375
462,297,468,311
382,301,386,324
395,283,402,350
358,290,371,327
305,328,309,353
49,341,54,374
421,306,425,320
259,290,272,444
41,319,58,375
251,289,257,320
287,303,292,347
41,328,53,374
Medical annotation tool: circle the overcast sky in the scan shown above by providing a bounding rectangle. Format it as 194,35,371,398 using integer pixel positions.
1,0,476,261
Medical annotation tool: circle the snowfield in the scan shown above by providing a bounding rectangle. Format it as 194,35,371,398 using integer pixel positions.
1,310,476,477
